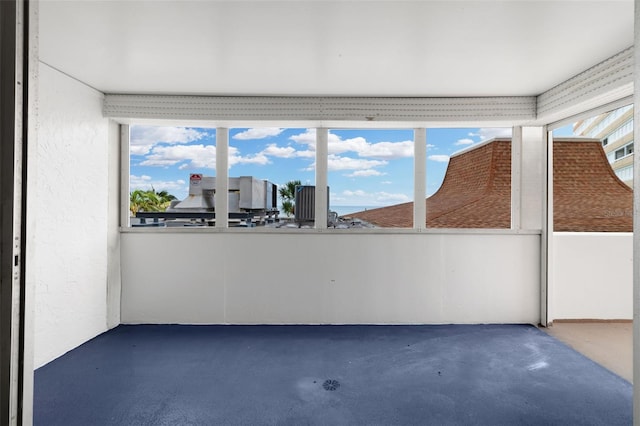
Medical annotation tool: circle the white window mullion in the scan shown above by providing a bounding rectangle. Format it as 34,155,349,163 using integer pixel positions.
120,124,130,228
413,128,427,230
315,128,328,229
541,129,553,326
511,126,522,230
215,127,229,228
632,2,640,421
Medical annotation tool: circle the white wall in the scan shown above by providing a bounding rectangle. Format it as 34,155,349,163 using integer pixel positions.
106,121,122,328
121,231,540,325
520,127,544,230
32,63,115,368
552,233,632,320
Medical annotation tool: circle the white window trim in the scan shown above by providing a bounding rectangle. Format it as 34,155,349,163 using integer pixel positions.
121,124,525,233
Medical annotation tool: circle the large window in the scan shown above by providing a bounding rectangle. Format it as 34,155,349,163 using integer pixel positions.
228,127,313,227
613,142,633,161
325,127,513,229
129,125,215,225
553,103,633,232
425,127,512,229
127,125,517,230
327,129,414,228
571,103,634,188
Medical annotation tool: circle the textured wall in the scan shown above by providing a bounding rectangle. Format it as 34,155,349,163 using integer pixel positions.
32,64,110,368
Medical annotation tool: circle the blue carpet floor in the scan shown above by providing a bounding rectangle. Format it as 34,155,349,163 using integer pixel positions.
34,324,632,425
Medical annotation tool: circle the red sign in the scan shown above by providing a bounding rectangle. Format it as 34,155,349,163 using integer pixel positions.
191,174,202,181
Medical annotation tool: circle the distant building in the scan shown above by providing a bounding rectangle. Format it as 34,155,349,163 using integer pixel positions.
346,138,632,232
573,105,634,187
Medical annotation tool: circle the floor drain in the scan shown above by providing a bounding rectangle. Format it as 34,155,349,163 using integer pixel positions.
322,379,340,391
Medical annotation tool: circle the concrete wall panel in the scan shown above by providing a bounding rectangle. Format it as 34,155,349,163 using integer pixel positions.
121,232,541,325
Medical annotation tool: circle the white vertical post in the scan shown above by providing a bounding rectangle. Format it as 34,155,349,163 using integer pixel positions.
520,127,545,230
546,129,554,325
315,128,328,229
540,129,551,326
1,0,28,422
107,121,122,329
120,125,130,228
633,0,640,421
511,126,522,230
21,1,38,423
413,128,427,230
215,128,229,229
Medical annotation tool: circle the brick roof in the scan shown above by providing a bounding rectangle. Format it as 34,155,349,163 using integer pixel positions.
345,138,632,231
553,139,632,232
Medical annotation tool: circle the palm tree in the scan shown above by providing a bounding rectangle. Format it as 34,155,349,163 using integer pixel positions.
279,180,301,217
155,190,178,209
130,188,177,216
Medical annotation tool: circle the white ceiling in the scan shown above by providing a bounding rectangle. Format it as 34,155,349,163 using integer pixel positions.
39,0,634,98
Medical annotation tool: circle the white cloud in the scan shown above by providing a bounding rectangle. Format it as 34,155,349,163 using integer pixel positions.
290,129,342,147
295,150,316,158
290,129,414,160
344,169,386,178
131,174,152,183
343,189,368,197
338,189,411,206
138,144,272,170
228,146,271,167
129,174,188,195
230,150,270,167
327,155,387,171
428,154,450,162
247,141,315,162
261,144,297,158
454,138,475,146
290,129,319,146
369,141,414,159
468,128,512,141
233,128,284,140
140,144,216,168
305,155,388,172
130,125,209,155
328,136,365,154
340,139,414,160
380,180,392,185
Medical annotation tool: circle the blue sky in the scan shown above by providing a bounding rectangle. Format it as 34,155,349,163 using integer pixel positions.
130,125,566,207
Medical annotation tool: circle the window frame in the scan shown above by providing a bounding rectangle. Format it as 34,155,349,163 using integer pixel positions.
121,123,528,233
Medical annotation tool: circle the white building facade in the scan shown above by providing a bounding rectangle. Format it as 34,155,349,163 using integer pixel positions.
574,104,634,186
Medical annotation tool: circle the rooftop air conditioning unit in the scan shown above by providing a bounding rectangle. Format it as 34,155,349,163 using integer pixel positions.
294,185,329,223
294,185,314,222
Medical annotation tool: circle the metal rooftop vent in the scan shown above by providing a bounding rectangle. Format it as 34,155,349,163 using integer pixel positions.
294,185,315,223
294,185,330,225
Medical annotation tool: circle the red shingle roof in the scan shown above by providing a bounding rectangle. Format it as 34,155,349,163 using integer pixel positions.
345,138,632,231
553,140,632,232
